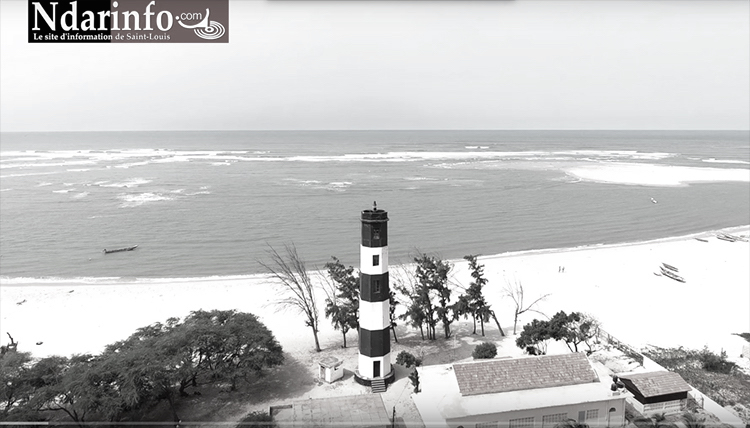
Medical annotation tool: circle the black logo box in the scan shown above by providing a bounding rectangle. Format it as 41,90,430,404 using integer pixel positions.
28,0,229,43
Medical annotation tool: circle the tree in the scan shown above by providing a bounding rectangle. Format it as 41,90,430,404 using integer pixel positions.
515,319,552,355
414,253,453,339
681,412,706,428
0,333,18,355
100,310,284,422
0,350,34,418
547,311,586,352
540,311,602,353
322,257,359,348
393,264,428,340
472,342,497,359
181,310,284,391
388,290,400,343
554,419,590,428
30,354,121,427
260,243,322,352
633,413,678,428
101,325,187,423
503,279,550,334
459,255,505,337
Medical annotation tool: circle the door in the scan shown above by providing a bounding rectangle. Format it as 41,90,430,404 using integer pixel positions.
373,361,381,378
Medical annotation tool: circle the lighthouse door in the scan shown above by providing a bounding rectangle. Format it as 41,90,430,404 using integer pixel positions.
373,361,381,378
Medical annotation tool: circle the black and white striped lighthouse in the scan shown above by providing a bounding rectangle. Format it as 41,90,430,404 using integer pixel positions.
356,202,393,385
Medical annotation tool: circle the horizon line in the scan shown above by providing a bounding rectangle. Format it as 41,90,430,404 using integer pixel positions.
2,129,749,133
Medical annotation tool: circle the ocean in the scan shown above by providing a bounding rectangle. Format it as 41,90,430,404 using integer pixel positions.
0,130,748,283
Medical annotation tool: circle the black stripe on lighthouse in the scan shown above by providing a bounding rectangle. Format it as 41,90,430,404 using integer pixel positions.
360,272,389,302
359,328,391,357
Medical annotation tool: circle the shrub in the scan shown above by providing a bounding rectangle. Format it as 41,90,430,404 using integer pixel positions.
396,350,415,367
408,369,420,393
698,348,736,374
396,351,422,368
472,342,497,359
237,411,275,427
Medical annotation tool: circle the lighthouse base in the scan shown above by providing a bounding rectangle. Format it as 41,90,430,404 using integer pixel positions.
354,369,396,387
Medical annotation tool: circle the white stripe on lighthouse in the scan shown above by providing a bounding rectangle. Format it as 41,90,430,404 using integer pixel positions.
359,300,390,331
358,354,392,379
360,245,388,276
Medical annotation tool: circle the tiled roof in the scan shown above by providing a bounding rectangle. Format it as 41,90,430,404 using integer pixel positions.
618,371,691,397
453,352,599,396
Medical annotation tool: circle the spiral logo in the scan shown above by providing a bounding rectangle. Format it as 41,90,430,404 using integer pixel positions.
194,21,226,40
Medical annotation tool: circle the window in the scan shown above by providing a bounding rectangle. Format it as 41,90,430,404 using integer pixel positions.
509,417,534,428
476,422,498,428
542,414,567,427
585,410,599,421
374,279,380,293
373,255,380,266
373,225,381,240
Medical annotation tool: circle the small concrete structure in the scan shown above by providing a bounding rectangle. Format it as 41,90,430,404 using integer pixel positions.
617,371,691,416
318,356,344,384
271,394,391,428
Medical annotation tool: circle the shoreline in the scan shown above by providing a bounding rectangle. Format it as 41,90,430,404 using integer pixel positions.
2,224,747,286
2,225,749,364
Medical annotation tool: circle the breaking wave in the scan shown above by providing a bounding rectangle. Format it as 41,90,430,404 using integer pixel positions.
118,192,173,208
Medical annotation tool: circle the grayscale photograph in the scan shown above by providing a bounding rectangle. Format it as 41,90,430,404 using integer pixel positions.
1,0,749,427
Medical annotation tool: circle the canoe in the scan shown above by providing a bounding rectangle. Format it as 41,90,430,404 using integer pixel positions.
659,266,685,283
103,245,138,254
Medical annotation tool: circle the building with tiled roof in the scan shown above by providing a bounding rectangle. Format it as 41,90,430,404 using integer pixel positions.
412,353,627,428
454,352,600,396
617,371,691,416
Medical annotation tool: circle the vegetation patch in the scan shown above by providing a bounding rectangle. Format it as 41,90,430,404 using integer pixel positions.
0,310,284,424
643,346,750,410
237,410,275,427
472,342,497,359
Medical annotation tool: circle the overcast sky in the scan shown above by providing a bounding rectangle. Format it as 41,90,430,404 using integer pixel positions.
1,0,748,131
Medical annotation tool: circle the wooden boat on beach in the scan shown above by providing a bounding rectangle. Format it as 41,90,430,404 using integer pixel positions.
659,266,685,283
717,233,747,242
694,238,708,243
717,234,736,242
661,263,679,272
103,245,138,254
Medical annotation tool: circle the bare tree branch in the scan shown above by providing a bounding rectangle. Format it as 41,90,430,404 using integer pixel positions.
258,243,321,352
503,279,550,334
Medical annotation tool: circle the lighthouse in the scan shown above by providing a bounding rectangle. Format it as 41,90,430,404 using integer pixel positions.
356,202,394,386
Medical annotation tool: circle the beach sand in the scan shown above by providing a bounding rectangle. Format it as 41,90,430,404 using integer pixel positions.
2,226,748,361
1,226,749,423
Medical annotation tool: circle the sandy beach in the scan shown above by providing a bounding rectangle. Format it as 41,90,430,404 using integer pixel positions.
2,226,749,365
